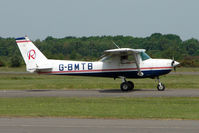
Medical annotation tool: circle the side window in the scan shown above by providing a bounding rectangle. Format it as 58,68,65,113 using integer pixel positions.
121,54,135,64
128,54,135,62
100,56,110,62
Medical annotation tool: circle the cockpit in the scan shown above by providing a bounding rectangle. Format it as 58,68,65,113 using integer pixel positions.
100,52,151,63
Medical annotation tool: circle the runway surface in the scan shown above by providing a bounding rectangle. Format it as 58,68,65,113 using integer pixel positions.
0,89,199,98
0,118,198,133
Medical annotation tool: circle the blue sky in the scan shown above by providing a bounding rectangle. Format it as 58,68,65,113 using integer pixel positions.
0,0,199,40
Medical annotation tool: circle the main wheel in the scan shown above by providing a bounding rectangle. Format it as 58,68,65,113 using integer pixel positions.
120,82,131,92
127,81,134,91
157,83,165,91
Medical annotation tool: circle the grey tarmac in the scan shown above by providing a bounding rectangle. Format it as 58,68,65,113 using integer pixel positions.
0,118,198,133
0,89,199,98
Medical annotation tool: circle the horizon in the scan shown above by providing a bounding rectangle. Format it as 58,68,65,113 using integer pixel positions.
1,33,198,41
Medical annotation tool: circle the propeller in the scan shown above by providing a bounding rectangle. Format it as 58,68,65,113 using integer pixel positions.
171,57,177,72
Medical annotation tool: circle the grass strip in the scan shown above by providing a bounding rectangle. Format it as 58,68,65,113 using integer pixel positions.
0,73,199,90
0,97,199,119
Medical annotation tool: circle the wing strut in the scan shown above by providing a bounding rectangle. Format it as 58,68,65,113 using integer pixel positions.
133,53,144,76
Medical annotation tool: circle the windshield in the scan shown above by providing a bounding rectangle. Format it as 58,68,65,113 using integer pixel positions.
140,52,151,61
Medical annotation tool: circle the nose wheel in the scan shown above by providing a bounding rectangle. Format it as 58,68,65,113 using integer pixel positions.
156,77,165,91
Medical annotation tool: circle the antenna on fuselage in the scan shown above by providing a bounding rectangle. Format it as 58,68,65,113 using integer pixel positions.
112,41,120,49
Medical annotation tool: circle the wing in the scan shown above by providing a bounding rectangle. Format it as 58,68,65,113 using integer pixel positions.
101,48,145,76
104,48,145,55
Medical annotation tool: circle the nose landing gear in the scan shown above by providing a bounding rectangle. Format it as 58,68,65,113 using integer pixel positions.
156,77,165,91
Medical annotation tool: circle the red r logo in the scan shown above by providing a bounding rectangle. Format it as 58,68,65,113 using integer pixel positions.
28,49,36,60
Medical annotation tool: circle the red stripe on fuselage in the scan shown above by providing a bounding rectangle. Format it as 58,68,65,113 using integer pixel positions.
38,67,172,74
16,40,32,43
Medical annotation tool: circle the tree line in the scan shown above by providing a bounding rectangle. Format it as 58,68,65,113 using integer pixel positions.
0,33,199,67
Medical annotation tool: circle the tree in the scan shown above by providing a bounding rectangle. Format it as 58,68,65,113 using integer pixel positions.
0,59,5,67
10,52,22,67
0,34,199,67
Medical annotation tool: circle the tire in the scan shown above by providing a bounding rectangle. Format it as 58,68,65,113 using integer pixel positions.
127,81,134,91
120,82,130,92
157,83,165,91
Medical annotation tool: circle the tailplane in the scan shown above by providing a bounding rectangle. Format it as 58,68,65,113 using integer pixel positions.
16,36,51,72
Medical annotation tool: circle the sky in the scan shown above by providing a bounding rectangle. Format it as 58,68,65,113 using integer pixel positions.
0,0,199,40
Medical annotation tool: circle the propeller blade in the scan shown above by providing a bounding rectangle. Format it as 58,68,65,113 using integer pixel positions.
171,60,175,67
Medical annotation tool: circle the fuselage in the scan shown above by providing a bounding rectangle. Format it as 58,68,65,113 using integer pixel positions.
15,37,179,79
38,58,174,79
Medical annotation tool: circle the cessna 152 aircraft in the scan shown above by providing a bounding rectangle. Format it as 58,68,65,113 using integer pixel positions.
16,36,179,91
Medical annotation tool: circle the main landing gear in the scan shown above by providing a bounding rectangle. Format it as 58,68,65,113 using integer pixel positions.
119,77,134,92
119,76,165,92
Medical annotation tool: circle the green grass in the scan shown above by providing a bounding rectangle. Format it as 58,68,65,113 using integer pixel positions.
0,66,199,120
176,67,199,72
0,66,199,90
0,97,199,119
0,66,26,72
0,73,199,90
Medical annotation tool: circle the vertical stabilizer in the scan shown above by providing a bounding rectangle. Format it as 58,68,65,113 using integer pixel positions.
16,36,49,72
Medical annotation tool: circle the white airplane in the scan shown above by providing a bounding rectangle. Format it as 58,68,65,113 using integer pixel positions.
16,36,179,91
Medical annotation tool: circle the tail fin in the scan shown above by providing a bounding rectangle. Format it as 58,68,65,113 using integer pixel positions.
16,36,51,72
